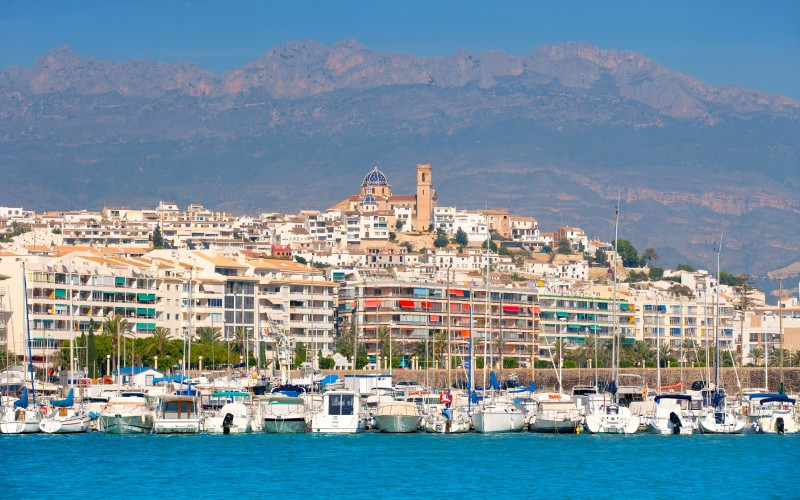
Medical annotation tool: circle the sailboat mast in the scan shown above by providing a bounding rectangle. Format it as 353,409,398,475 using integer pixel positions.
778,278,784,394
446,267,451,389
612,200,620,389
468,287,474,412
714,233,722,397
22,262,36,405
483,226,490,393
68,260,75,389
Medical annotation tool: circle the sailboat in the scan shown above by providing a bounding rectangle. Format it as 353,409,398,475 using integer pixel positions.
584,201,640,434
0,263,42,434
697,236,745,435
471,240,525,433
39,388,91,433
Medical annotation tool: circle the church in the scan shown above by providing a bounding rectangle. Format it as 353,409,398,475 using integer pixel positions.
331,163,436,231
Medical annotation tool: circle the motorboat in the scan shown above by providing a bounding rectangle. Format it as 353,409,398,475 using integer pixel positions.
310,390,365,433
529,394,582,433
39,389,91,434
153,394,202,434
365,393,395,430
374,401,421,433
648,395,694,435
472,400,526,433
205,391,254,434
753,395,798,434
261,396,308,433
98,392,155,434
423,405,472,433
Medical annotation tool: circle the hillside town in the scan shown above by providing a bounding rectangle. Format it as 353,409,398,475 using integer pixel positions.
1,164,798,375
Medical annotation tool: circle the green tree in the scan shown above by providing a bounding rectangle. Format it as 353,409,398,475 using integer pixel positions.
748,347,763,366
388,231,396,242
294,255,308,265
196,326,220,344
293,342,307,368
676,263,696,272
152,225,165,249
455,228,469,247
648,267,664,281
642,247,659,267
557,236,572,255
433,234,450,248
481,239,498,252
503,357,519,369
669,284,694,298
631,340,654,367
719,271,744,287
395,220,404,231
614,239,640,268
594,249,607,267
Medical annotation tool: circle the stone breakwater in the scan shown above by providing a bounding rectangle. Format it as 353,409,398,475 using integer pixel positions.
317,368,800,394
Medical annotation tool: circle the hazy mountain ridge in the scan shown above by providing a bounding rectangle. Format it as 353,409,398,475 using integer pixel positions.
0,40,798,289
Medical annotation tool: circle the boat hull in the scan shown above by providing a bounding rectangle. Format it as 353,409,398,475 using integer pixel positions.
584,414,640,434
263,417,308,434
0,409,41,434
39,416,91,434
153,418,202,434
529,418,581,433
755,414,798,434
375,415,421,433
697,412,745,434
472,408,525,433
206,416,252,434
100,414,154,434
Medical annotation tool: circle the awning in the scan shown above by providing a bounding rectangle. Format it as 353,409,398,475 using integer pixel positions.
462,303,470,311
534,307,541,314
589,325,601,331
148,309,155,316
136,308,147,315
460,329,470,338
413,288,428,297
421,301,432,309
568,324,582,329
430,315,440,322
147,293,156,301
556,312,569,318
450,289,464,296
364,299,381,308
54,289,67,299
503,305,521,313
137,293,150,301
115,277,125,285
399,300,416,309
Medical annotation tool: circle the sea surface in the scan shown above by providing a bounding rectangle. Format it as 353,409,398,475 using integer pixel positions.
2,432,797,499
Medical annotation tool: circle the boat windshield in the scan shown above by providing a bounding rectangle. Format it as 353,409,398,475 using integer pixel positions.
328,394,355,416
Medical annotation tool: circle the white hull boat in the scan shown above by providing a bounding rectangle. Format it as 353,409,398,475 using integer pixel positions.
206,402,253,434
472,402,525,433
0,407,42,434
39,407,91,434
529,396,582,434
99,394,155,434
697,410,745,434
311,390,365,433
423,407,472,433
261,396,308,433
584,404,640,434
154,395,202,434
374,401,421,433
648,396,694,435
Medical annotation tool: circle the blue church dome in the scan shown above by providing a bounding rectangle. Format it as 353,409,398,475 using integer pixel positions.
362,167,389,187
360,193,377,205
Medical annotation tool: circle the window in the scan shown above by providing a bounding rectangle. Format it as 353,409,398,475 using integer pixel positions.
328,394,354,416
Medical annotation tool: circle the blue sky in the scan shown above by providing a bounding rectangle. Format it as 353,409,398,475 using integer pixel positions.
1,0,798,98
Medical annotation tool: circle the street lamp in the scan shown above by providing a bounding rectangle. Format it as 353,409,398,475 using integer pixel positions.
199,356,203,372
106,354,111,379
154,355,158,371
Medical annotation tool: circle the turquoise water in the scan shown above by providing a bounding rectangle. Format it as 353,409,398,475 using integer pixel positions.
2,433,797,498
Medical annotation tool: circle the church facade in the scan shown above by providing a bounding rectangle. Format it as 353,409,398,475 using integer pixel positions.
332,163,437,232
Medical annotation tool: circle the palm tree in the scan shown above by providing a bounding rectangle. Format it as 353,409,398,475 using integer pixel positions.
196,326,220,344
150,326,170,358
103,314,130,376
658,343,673,368
792,350,800,368
631,341,653,367
748,347,763,366
769,348,790,367
682,338,697,366
234,327,248,355
579,335,596,368
642,247,658,267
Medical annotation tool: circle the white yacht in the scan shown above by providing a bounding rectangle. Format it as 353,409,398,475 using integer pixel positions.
423,405,472,433
205,391,254,434
374,401,421,433
98,392,155,434
153,394,202,434
752,395,797,434
697,408,745,434
472,399,526,433
648,395,694,435
310,390,365,433
261,395,308,433
529,394,582,433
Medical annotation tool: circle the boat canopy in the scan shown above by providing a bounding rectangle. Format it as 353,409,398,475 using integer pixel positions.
211,391,250,398
654,394,692,403
13,387,29,409
759,396,796,405
747,392,784,401
50,388,74,408
320,374,338,386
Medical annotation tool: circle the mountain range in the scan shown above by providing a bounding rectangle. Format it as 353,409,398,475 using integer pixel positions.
1,40,798,295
